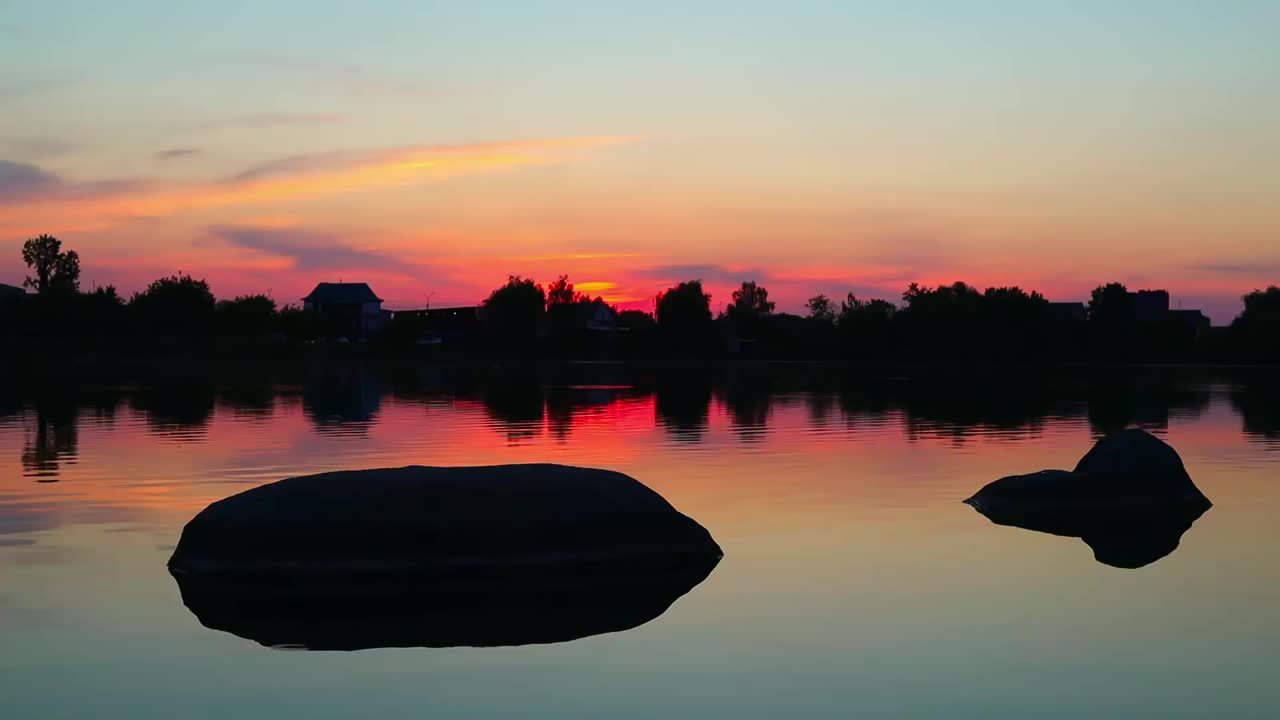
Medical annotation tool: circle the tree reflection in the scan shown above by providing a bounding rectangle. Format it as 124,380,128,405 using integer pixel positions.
22,398,79,479
130,383,216,440
654,373,712,443
483,376,544,444
721,372,771,443
1231,377,1280,443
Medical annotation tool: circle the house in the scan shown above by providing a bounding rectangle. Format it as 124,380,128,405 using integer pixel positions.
302,282,389,338
582,300,619,333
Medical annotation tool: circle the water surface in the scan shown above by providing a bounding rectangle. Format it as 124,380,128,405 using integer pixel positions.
2,372,1277,718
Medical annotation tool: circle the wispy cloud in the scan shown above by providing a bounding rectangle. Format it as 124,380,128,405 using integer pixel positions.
2,138,81,159
208,224,410,275
635,263,774,284
155,147,200,161
0,136,636,229
0,161,152,210
0,161,61,200
1190,262,1280,276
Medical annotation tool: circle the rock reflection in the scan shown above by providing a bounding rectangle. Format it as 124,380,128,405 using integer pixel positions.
965,429,1212,568
966,501,1210,569
173,560,719,651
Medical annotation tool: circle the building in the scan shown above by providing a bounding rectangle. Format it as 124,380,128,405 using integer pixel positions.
1170,309,1211,340
1130,289,1170,323
302,282,389,338
392,306,481,344
581,300,619,333
1047,302,1087,323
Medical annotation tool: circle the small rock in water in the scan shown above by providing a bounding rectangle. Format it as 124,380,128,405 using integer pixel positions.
964,429,1212,568
966,429,1210,508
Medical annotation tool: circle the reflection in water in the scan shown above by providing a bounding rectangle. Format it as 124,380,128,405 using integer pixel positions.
21,402,78,479
483,378,544,443
1085,378,1212,435
173,560,719,651
0,369,1255,481
654,373,712,443
965,500,1211,569
217,384,277,421
302,371,381,435
721,373,772,443
1231,379,1280,444
1,369,1278,717
130,384,215,440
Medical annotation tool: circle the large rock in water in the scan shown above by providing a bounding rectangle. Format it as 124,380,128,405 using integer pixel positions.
169,463,722,576
964,429,1211,569
168,464,722,649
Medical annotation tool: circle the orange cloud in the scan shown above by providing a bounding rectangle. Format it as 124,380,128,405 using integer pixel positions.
0,136,637,233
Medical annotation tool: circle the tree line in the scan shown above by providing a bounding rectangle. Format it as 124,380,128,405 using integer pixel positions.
5,234,1279,363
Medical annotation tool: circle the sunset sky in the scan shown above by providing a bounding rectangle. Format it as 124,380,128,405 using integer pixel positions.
2,2,1276,322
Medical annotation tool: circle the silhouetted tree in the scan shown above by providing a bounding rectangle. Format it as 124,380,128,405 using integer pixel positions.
615,309,657,354
725,280,775,335
79,285,127,335
544,275,606,349
982,286,1051,356
806,294,835,323
655,280,712,349
275,304,321,341
1088,282,1137,358
730,281,774,317
215,294,277,336
22,234,80,295
1230,286,1280,361
546,275,588,306
1088,283,1134,325
130,274,216,335
838,293,896,360
482,275,545,345
617,309,656,329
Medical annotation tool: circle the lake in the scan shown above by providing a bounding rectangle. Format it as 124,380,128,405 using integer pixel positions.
2,368,1277,718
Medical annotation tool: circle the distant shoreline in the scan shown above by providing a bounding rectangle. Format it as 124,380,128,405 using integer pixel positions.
3,336,1278,382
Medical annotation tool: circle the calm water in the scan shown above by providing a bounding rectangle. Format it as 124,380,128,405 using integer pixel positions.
2,371,1278,718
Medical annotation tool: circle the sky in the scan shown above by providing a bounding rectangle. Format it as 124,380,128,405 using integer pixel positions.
1,1,1277,322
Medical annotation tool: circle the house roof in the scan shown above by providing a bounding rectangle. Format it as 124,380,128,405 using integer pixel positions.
303,282,382,304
